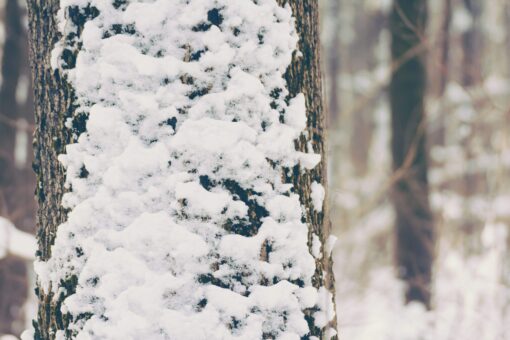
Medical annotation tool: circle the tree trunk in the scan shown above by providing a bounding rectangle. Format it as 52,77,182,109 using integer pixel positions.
25,1,74,339
428,0,451,148
0,0,34,335
348,4,385,176
459,0,484,247
461,0,483,87
389,0,435,309
27,1,336,339
327,0,341,126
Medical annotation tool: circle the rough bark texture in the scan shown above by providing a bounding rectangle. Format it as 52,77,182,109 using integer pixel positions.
389,0,435,309
277,1,337,337
0,0,34,335
26,0,74,338
27,0,336,338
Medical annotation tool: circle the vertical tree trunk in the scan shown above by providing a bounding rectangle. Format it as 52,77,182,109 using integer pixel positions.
506,2,510,78
26,0,77,338
389,0,435,308
0,0,35,335
0,0,35,229
438,0,452,96
276,1,337,337
348,5,385,176
27,1,336,339
461,0,483,87
429,0,451,148
459,0,483,244
327,0,341,126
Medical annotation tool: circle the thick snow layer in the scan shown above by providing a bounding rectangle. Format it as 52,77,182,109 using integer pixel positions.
311,181,325,212
30,0,331,339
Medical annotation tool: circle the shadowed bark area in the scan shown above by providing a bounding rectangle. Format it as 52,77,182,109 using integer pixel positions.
389,0,435,309
27,0,74,338
276,1,337,337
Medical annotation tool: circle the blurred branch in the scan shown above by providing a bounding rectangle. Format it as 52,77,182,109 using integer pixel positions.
0,113,34,131
338,37,429,127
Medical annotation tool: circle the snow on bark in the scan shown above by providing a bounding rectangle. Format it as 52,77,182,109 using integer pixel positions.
27,1,334,339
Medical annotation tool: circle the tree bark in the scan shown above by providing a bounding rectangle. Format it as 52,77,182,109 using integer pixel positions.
389,0,435,309
27,0,336,338
26,1,73,338
277,1,337,337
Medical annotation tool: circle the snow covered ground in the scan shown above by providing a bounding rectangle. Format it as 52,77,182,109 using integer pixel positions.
333,207,510,340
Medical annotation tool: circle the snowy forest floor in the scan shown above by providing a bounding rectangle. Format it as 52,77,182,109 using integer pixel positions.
332,205,509,340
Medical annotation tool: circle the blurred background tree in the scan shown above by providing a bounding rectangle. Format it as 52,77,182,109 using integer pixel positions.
0,0,36,337
323,0,510,338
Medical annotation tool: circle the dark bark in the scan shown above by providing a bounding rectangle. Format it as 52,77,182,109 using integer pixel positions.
27,0,336,338
26,0,74,338
276,1,337,337
389,0,435,308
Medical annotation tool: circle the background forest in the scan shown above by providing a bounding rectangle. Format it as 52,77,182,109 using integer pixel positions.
0,0,509,339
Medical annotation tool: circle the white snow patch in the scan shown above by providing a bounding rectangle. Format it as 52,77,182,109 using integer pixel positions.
311,181,325,212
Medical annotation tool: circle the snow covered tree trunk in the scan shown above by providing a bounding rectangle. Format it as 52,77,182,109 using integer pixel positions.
26,1,74,339
26,0,337,339
389,0,435,309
